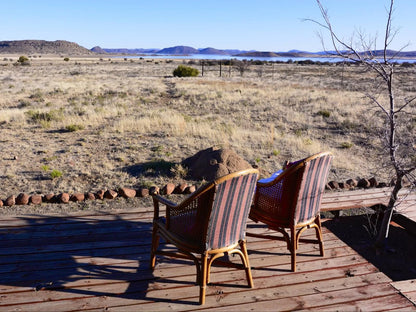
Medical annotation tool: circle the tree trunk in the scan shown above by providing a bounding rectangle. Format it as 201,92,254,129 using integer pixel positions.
376,175,402,247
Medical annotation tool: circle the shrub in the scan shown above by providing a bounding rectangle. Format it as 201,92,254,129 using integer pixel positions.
18,55,29,63
340,141,354,149
50,169,63,179
26,109,63,123
65,124,84,132
317,110,331,118
173,65,199,77
64,57,70,62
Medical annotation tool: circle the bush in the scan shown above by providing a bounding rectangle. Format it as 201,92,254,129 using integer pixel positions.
173,65,199,77
317,110,331,118
50,169,63,179
64,57,70,62
340,141,354,149
65,124,84,132
16,55,30,66
18,55,29,63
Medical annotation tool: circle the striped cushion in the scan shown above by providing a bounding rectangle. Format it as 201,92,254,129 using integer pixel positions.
294,154,333,223
205,173,258,250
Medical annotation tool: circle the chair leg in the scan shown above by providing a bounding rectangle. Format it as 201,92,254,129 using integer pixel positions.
315,216,325,257
150,224,160,270
240,240,254,288
199,253,208,305
290,225,297,272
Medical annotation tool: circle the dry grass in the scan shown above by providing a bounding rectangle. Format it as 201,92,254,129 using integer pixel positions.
0,55,415,202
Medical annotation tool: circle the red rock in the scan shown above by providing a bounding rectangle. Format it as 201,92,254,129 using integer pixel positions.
369,177,378,188
161,183,175,195
182,147,252,181
85,192,95,200
43,193,55,203
29,194,42,205
119,187,136,198
137,187,149,197
57,193,70,203
328,181,339,190
95,189,105,200
378,182,388,188
16,193,29,205
70,193,85,202
5,195,15,206
358,178,371,188
174,183,188,194
346,179,358,187
338,182,347,189
184,185,196,194
149,186,159,195
104,189,118,199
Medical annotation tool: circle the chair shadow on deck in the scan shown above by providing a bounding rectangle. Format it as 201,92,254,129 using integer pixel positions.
323,214,416,282
0,213,172,305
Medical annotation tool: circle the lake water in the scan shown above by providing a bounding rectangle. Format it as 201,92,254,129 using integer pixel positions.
116,53,416,63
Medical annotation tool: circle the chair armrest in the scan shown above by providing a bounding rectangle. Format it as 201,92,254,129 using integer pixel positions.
152,194,178,220
152,194,178,208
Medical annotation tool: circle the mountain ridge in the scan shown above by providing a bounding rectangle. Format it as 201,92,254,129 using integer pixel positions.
1,40,415,59
0,40,94,55
99,45,416,58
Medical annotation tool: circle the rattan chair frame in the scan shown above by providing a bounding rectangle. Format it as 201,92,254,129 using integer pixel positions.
248,152,333,272
150,168,258,305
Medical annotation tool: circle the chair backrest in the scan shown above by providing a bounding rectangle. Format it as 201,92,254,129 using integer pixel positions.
204,169,258,250
251,152,332,226
291,152,333,223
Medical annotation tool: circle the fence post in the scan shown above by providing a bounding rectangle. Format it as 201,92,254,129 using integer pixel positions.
219,61,222,77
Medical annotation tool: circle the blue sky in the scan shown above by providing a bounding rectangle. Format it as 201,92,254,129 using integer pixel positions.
1,0,414,52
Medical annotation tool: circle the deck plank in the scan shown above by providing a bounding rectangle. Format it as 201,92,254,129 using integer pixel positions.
321,187,414,211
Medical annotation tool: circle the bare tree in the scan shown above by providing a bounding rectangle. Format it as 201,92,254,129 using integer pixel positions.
234,59,250,77
309,0,415,247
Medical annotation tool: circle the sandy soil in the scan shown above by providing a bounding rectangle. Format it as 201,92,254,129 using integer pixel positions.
0,55,414,215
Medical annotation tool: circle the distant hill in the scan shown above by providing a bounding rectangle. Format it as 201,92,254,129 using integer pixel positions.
236,51,279,57
102,48,159,54
0,40,94,55
91,46,107,54
100,46,245,55
4,40,414,59
198,47,229,55
157,46,199,55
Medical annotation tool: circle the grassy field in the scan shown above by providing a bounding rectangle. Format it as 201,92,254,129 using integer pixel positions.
0,55,415,206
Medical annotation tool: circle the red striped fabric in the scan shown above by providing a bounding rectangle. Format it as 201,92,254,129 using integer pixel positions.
205,173,258,250
294,154,333,223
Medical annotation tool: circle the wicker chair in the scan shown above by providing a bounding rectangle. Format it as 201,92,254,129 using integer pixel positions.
150,168,259,305
248,152,333,272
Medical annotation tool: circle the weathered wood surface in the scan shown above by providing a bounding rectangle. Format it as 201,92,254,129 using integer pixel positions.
321,187,415,212
1,207,415,311
391,279,416,307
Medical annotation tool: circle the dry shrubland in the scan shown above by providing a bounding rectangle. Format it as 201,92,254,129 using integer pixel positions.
0,55,415,202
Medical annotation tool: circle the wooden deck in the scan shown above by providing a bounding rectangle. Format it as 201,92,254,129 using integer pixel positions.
321,187,415,212
1,197,416,311
321,187,416,235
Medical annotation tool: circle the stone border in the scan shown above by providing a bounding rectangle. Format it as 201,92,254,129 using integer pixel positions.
0,176,404,208
0,182,196,207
